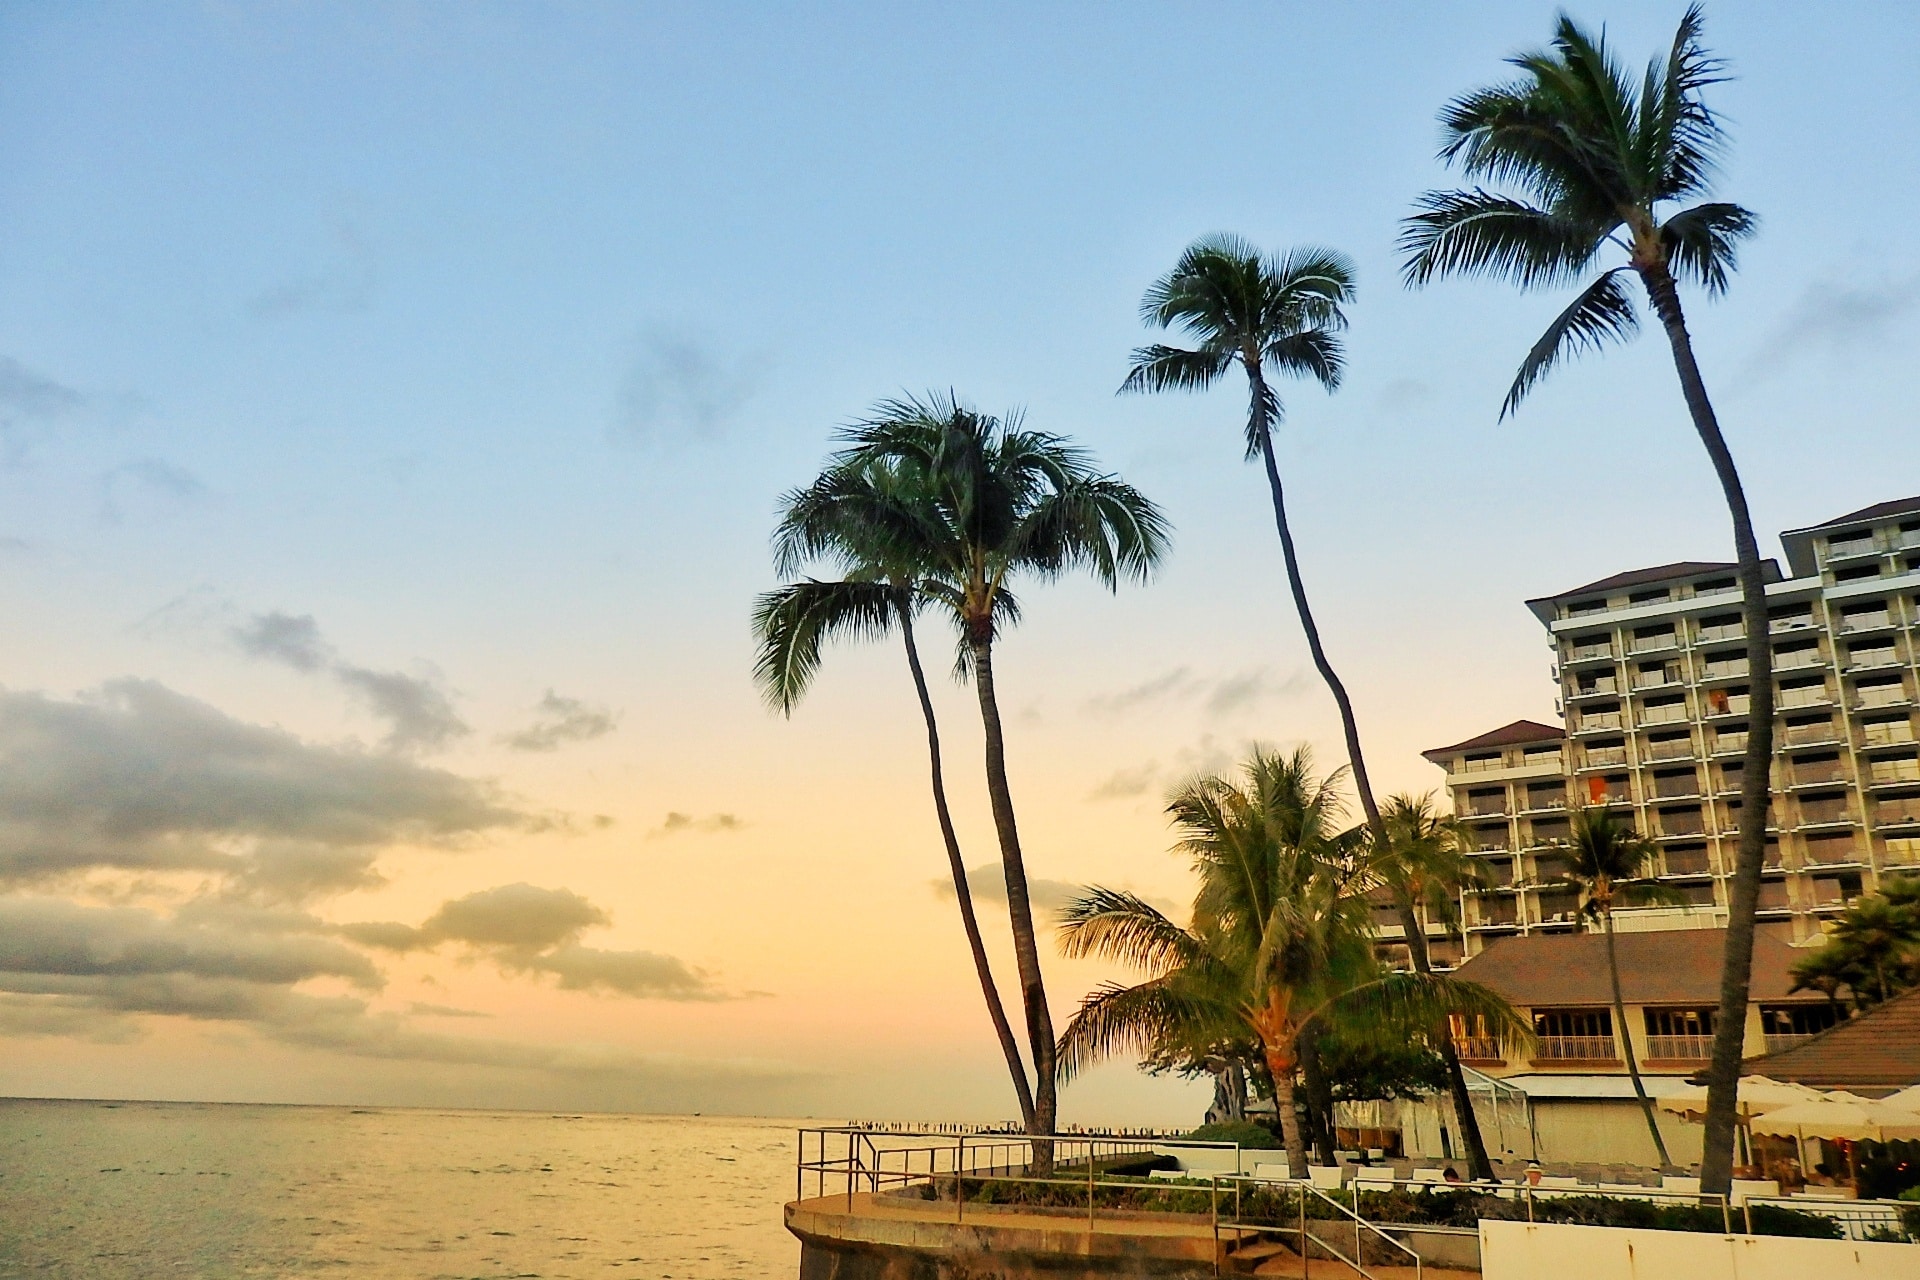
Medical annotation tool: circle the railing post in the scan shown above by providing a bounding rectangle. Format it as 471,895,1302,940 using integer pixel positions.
1721,1191,1731,1237
1210,1177,1220,1278
1300,1182,1309,1279
956,1134,966,1224
1088,1138,1096,1233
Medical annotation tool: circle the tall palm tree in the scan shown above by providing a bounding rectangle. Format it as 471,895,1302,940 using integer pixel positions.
1378,792,1497,1178
777,393,1169,1140
753,459,1035,1128
1560,806,1681,1168
1058,747,1526,1177
1399,7,1767,1196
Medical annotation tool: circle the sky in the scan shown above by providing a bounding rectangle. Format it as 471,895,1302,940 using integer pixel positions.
0,1,1915,1127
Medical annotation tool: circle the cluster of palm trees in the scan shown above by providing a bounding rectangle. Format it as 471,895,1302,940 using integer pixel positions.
1791,879,1920,1014
753,7,1768,1197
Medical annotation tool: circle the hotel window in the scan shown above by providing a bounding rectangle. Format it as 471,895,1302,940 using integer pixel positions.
1629,587,1672,605
1761,1006,1837,1038
1534,1008,1611,1038
1644,1008,1715,1037
1835,564,1883,583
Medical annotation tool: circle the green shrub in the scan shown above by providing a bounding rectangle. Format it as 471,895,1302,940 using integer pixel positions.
1186,1120,1281,1149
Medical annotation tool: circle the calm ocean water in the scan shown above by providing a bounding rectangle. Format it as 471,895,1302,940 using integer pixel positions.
0,1099,801,1279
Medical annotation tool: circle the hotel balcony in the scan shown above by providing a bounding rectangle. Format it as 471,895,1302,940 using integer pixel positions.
1454,1036,1505,1065
1764,1032,1817,1054
1642,1034,1713,1062
1839,611,1896,636
1565,643,1617,665
1697,622,1745,643
1532,1035,1620,1064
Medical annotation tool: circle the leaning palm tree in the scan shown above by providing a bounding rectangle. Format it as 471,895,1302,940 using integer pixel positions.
777,393,1169,1141
1058,747,1527,1177
1559,806,1681,1168
753,458,1035,1128
1377,792,1498,1177
1399,7,1766,1194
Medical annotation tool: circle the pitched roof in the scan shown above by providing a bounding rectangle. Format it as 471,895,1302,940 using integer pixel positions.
1452,929,1820,1008
1745,987,1920,1094
1528,561,1741,606
1422,719,1564,762
1782,495,1920,537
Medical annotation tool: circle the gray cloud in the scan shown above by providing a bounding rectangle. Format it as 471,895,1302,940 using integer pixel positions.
1088,736,1241,803
248,217,377,318
99,459,205,524
1085,667,1300,719
933,863,1178,919
1745,271,1920,380
613,330,758,443
408,1001,489,1019
0,679,525,897
651,812,744,838
233,610,469,754
0,356,83,465
502,691,619,752
342,883,731,1002
233,611,330,673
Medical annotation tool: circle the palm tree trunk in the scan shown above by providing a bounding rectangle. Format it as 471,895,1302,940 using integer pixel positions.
1299,1033,1334,1165
1248,366,1496,1179
898,605,1036,1130
1604,906,1671,1167
1641,265,1774,1196
1264,1046,1309,1179
967,627,1059,1150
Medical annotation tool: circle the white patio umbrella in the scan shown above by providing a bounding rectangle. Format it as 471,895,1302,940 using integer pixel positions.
1883,1084,1920,1112
1657,1075,1824,1121
1748,1096,1920,1143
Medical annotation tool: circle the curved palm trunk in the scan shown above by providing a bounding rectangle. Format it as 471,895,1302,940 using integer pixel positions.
898,606,1037,1130
1261,1042,1309,1179
1642,266,1774,1195
966,628,1059,1151
1604,906,1671,1167
1248,366,1496,1179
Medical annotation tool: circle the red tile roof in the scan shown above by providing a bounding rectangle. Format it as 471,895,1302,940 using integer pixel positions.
1453,929,1820,1008
1528,561,1741,605
1745,987,1920,1093
1422,719,1564,762
1782,495,1920,537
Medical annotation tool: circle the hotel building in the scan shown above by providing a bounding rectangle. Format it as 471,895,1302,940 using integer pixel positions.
1414,495,1920,959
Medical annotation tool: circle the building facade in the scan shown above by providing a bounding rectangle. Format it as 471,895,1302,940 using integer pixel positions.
1421,495,1920,955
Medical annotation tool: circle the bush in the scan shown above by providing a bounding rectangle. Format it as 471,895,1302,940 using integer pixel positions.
1186,1120,1281,1149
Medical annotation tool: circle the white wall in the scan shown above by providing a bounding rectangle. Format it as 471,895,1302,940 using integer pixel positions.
1481,1220,1920,1280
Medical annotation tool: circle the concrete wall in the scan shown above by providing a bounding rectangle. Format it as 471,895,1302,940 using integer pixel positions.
1480,1220,1920,1280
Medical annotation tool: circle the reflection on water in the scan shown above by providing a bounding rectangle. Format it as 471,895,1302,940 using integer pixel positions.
0,1098,799,1278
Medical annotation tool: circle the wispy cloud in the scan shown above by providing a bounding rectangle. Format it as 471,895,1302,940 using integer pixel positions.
233,610,469,754
932,863,1178,919
1743,270,1920,381
98,459,205,524
247,217,378,318
340,882,738,1001
649,812,744,838
0,356,83,465
612,329,759,444
1083,667,1301,719
1088,735,1242,803
501,691,619,752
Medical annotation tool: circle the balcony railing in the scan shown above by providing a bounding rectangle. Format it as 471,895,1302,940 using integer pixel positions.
1770,615,1815,634
1653,778,1700,798
1779,687,1832,710
1573,680,1619,698
1640,704,1690,725
1629,635,1679,654
1642,1034,1714,1061
1848,650,1901,671
1457,756,1506,774
1579,713,1623,732
1454,1036,1504,1063
1714,734,1749,755
1764,1032,1816,1054
1646,738,1695,761
1568,643,1615,662
1864,722,1918,748
1841,612,1893,633
1792,767,1848,787
1874,799,1920,826
1533,1035,1619,1062
1858,686,1910,710
1785,722,1839,747
1697,623,1744,643
1699,661,1748,681
1705,698,1751,718
1776,649,1825,671
1584,747,1628,768
1870,761,1920,786
1827,538,1879,561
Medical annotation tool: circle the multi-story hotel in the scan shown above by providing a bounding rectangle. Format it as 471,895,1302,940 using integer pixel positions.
1414,494,1920,960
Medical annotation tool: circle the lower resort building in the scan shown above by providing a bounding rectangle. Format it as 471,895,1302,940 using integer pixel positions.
1409,494,1920,959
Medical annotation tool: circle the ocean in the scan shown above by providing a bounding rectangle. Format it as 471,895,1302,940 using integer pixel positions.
0,1098,801,1278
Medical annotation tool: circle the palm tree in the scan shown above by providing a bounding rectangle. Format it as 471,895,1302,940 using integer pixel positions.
1057,747,1526,1177
1377,792,1498,1177
1559,806,1681,1168
1399,7,1766,1195
753,458,1036,1128
777,393,1169,1141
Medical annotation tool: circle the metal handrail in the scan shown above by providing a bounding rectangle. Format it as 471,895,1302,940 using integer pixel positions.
1224,1176,1424,1280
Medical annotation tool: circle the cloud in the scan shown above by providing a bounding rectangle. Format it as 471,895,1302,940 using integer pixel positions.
98,459,205,524
651,812,744,838
1087,736,1241,803
342,883,733,1002
1084,667,1301,719
248,217,377,318
1744,272,1920,380
501,691,619,752
613,330,758,443
933,863,1178,919
233,610,469,753
233,611,330,673
0,356,84,464
0,679,526,897
408,1001,489,1018
334,665,469,753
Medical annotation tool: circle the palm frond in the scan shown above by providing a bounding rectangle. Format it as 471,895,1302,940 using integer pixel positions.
1057,887,1203,973
1400,189,1603,290
1501,268,1639,418
1056,979,1239,1081
1119,344,1234,396
1660,202,1756,295
1302,971,1535,1054
749,579,904,715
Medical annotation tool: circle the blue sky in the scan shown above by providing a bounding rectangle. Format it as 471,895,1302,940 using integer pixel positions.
0,2,1914,1120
